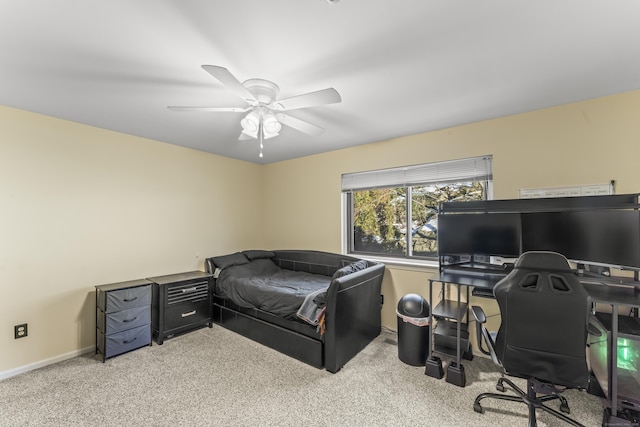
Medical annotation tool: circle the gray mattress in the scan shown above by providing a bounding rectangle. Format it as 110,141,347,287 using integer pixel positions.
215,259,331,318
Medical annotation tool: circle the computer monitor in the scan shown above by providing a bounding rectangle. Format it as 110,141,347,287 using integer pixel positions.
521,210,640,270
437,213,521,258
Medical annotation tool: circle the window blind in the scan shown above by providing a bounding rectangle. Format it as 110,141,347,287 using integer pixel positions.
341,155,493,192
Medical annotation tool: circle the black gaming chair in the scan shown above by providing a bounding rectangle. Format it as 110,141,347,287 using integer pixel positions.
472,251,591,427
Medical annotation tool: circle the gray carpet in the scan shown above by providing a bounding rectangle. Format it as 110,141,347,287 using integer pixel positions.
0,326,604,426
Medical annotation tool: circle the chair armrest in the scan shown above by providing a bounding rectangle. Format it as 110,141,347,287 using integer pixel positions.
471,305,491,357
587,315,602,337
471,305,487,324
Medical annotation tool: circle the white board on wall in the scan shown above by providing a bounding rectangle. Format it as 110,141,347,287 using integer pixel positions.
519,183,613,199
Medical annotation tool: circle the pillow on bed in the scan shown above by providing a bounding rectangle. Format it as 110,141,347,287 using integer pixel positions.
212,252,250,269
242,250,275,261
351,259,369,271
332,259,369,279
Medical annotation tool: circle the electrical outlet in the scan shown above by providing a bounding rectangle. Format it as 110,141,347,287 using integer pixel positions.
14,323,28,339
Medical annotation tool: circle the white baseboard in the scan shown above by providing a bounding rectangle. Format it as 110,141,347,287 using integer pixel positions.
0,346,95,381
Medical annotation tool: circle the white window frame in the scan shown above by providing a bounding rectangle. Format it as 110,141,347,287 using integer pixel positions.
341,155,493,266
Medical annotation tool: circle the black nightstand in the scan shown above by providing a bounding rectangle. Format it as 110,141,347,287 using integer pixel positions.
148,271,213,344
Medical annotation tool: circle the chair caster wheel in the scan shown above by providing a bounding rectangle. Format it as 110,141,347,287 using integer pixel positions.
496,384,506,392
473,403,484,414
560,402,570,414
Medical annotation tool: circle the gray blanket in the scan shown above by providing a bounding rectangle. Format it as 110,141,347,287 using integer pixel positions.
216,259,331,319
296,288,328,326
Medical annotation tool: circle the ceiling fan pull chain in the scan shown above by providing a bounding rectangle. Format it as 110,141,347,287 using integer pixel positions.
258,116,264,158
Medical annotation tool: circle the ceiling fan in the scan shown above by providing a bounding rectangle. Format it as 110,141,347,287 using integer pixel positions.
168,65,342,158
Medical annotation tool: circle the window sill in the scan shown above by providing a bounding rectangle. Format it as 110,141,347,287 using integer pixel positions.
352,254,439,272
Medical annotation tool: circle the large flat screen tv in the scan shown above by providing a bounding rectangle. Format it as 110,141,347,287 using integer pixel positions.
521,210,640,270
437,213,521,257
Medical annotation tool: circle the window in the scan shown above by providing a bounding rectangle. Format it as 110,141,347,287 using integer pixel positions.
342,156,493,261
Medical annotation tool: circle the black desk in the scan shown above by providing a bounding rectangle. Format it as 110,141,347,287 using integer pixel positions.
433,270,505,290
427,269,640,422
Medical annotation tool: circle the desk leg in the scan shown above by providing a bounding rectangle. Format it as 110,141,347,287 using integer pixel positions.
610,305,619,418
456,284,461,364
446,283,466,387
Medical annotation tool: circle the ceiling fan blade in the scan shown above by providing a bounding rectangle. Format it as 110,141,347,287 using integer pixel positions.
202,65,257,104
276,113,325,136
167,106,250,112
273,88,341,111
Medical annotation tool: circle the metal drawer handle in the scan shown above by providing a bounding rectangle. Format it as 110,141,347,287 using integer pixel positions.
123,296,138,302
122,317,137,323
181,310,196,317
182,287,197,293
123,337,138,344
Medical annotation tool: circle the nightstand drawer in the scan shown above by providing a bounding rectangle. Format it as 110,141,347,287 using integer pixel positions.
149,271,213,344
163,300,210,332
97,305,151,334
166,281,209,306
98,284,151,313
97,324,151,359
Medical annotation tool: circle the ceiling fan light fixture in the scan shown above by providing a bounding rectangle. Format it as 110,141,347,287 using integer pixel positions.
240,111,260,133
263,113,282,135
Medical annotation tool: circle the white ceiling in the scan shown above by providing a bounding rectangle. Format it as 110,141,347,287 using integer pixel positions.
2,1,639,164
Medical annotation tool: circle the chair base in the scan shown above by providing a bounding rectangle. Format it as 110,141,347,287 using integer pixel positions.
473,377,584,427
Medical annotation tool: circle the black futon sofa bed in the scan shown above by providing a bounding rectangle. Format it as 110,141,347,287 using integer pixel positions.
205,249,385,373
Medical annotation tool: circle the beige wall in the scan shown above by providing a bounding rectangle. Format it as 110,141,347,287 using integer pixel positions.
0,106,264,374
2,89,639,376
263,90,640,329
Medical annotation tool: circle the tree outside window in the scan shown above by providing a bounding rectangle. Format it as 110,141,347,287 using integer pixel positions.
350,181,485,259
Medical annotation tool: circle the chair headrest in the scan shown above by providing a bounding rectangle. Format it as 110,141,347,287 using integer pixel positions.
515,251,571,271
